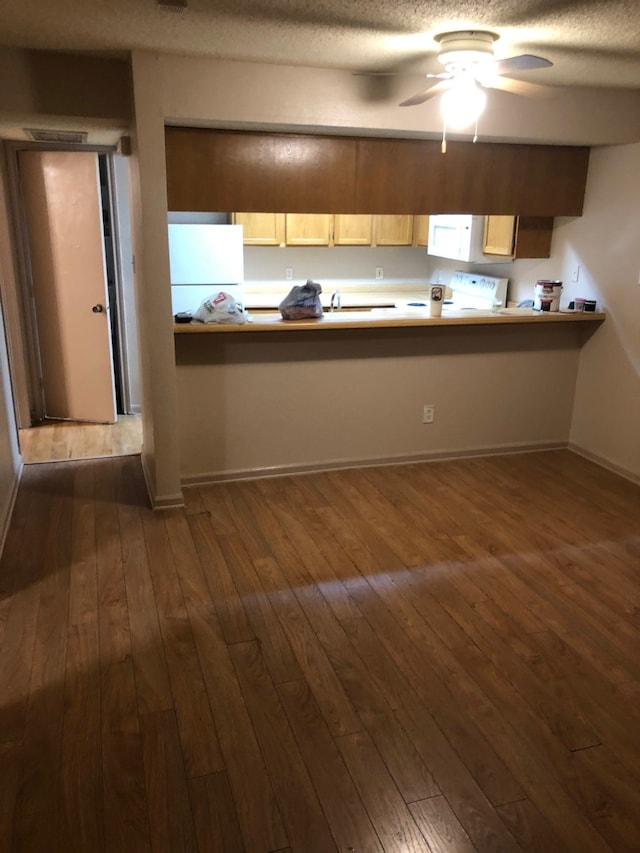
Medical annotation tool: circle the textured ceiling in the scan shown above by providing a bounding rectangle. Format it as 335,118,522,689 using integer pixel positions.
0,0,639,89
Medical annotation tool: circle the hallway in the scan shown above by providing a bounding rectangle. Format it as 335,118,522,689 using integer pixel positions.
18,414,142,464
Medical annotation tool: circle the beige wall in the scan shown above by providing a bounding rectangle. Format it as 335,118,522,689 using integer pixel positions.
479,143,640,481
129,52,182,506
568,143,640,479
175,325,585,481
157,54,640,147
126,51,640,496
0,47,131,143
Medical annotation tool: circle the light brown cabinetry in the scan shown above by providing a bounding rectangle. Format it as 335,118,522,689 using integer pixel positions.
483,216,516,256
373,215,414,246
482,215,554,259
233,209,551,257
232,212,285,246
333,214,373,246
412,215,430,247
285,213,333,245
234,212,426,248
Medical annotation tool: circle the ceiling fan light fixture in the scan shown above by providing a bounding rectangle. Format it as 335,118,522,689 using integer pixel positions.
440,75,486,129
399,29,552,151
435,30,498,71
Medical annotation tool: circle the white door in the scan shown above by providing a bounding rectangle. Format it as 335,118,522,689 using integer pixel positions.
19,150,116,423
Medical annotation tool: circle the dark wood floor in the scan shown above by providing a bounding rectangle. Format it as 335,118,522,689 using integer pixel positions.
1,450,640,852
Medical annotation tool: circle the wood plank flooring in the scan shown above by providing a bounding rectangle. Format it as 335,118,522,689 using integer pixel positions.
18,414,142,463
1,449,640,852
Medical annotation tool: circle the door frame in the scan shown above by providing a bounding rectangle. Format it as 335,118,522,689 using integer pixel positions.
104,152,139,416
2,140,133,428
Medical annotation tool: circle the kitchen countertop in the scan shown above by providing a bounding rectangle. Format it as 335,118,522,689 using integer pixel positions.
174,307,605,333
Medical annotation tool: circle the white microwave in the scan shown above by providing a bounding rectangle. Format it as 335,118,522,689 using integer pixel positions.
427,215,512,264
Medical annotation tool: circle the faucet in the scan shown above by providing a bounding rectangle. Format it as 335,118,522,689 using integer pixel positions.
330,289,341,312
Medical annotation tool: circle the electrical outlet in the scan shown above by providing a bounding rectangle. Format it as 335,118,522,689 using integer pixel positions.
285,267,293,280
422,404,435,424
375,267,384,280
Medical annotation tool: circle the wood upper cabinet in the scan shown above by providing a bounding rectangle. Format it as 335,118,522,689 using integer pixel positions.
434,143,524,214
412,215,430,247
231,210,552,256
482,215,554,259
285,213,332,246
520,147,590,217
165,127,357,213
483,216,516,256
165,127,590,217
513,217,554,258
333,214,373,246
233,213,285,246
355,139,442,214
373,215,414,246
352,138,564,215
235,212,437,250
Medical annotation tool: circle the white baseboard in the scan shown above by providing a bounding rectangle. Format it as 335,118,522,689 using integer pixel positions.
140,452,185,509
569,443,640,487
0,461,23,557
181,439,568,488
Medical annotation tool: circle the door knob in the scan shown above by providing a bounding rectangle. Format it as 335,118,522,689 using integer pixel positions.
92,304,104,313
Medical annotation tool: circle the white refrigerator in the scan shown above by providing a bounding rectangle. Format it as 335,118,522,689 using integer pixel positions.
168,223,245,314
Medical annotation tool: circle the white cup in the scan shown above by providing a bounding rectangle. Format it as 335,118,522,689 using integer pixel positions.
429,284,444,318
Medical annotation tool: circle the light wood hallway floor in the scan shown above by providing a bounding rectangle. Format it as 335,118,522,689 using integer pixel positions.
1,449,640,852
18,414,142,463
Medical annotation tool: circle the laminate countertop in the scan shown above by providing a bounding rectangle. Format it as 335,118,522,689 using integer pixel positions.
174,307,605,334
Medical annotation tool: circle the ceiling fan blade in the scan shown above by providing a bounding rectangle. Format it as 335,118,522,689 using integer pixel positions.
493,54,553,75
399,80,449,107
352,71,406,77
482,75,554,98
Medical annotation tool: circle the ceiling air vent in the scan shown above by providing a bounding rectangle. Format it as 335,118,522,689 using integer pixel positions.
24,129,89,144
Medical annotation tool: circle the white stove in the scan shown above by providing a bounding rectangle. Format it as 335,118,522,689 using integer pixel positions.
446,271,509,311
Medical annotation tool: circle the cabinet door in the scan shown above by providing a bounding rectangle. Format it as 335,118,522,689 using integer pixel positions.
166,128,589,217
285,213,332,246
165,127,358,213
373,215,414,246
483,215,515,256
513,217,553,258
412,215,430,247
333,214,373,246
233,212,285,246
355,138,442,213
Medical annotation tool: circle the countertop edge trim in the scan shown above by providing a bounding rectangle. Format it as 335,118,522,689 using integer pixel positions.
174,311,605,333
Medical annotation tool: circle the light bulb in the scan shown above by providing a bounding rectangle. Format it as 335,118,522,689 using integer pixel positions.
440,76,487,130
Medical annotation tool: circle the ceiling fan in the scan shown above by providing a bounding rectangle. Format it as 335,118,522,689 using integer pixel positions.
400,30,553,108
397,30,553,150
